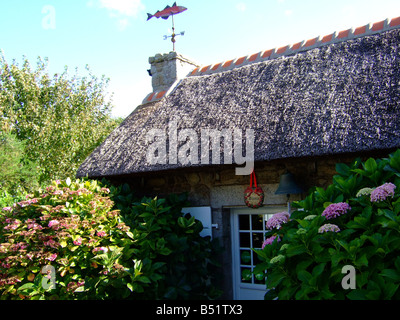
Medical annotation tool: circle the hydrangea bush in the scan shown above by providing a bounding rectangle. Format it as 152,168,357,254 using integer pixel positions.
0,178,141,299
255,150,400,300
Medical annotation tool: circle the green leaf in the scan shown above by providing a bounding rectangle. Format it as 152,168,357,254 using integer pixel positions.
17,283,35,292
355,254,368,268
297,270,312,284
138,276,151,284
389,149,400,172
383,282,399,299
286,244,307,257
364,158,378,173
380,269,400,281
336,163,351,177
312,263,326,277
347,289,368,300
266,269,286,288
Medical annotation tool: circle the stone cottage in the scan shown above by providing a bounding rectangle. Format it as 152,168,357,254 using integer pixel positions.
77,16,400,299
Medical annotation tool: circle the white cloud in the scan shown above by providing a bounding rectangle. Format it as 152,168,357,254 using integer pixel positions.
88,0,144,30
117,18,130,31
99,0,145,17
235,3,247,12
284,9,293,17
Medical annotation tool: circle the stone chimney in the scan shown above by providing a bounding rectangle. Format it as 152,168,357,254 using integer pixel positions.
148,52,199,92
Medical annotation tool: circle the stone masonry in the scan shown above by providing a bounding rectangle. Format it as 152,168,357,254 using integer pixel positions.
148,52,199,93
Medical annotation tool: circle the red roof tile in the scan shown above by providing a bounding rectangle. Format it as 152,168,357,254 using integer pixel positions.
372,20,385,31
235,56,246,65
222,59,234,68
337,29,350,39
354,25,366,36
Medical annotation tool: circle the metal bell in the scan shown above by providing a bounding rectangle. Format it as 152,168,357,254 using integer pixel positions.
275,172,303,195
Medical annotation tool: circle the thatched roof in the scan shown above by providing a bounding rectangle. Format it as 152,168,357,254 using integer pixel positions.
77,17,400,178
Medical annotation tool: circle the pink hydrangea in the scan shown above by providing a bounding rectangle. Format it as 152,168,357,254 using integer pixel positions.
321,202,351,220
97,231,107,237
318,223,340,233
262,235,280,249
266,212,290,230
46,253,57,261
101,188,110,194
48,220,60,228
370,182,396,202
93,246,108,253
43,239,59,248
16,198,38,207
73,238,82,246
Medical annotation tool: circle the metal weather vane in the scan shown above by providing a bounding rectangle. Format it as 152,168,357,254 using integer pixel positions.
147,2,187,51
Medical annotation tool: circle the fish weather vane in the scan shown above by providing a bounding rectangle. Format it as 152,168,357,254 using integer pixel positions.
147,2,187,51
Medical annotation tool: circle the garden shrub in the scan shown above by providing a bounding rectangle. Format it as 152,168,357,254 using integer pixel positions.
255,149,400,300
0,178,222,300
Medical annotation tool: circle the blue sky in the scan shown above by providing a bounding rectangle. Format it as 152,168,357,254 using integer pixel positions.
1,0,399,118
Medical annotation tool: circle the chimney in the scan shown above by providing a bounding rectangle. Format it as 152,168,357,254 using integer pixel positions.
148,51,199,92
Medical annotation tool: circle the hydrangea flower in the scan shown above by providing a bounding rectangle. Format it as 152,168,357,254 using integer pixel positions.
370,182,396,202
270,254,285,264
262,235,280,249
266,212,290,230
97,231,107,237
46,253,57,261
304,215,317,220
296,228,307,235
318,223,340,233
356,187,374,197
321,202,351,220
48,220,60,228
73,238,82,246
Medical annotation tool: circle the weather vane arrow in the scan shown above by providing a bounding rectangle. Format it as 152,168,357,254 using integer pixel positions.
147,2,187,51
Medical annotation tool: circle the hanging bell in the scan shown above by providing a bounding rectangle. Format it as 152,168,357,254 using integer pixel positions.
275,171,303,195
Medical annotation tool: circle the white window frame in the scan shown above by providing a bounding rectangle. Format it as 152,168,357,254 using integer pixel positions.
231,205,288,300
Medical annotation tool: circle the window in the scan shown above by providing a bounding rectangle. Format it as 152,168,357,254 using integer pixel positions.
231,206,288,300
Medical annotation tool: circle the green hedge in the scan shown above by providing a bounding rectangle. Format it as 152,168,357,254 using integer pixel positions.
255,149,400,300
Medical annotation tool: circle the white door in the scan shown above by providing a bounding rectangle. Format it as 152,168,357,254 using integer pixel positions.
231,206,287,300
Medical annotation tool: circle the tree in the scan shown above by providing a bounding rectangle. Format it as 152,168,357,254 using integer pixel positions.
0,131,38,195
0,55,120,184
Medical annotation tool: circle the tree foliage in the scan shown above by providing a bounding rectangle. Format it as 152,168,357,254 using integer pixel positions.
0,131,38,195
0,55,120,186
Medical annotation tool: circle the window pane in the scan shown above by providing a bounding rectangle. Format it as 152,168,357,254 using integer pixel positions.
239,215,250,230
251,215,263,230
241,267,252,283
239,232,250,248
252,232,264,248
240,250,251,265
